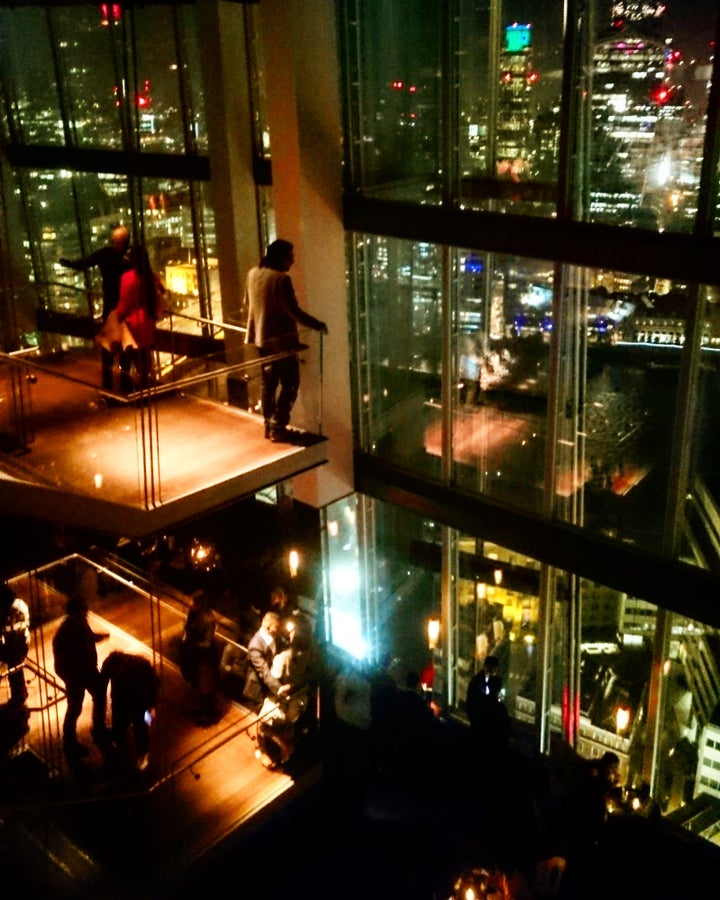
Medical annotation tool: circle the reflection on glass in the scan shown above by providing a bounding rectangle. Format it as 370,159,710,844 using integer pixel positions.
454,537,540,724
452,250,550,513
356,236,443,478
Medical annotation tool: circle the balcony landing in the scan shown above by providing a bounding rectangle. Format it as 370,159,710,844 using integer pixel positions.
0,349,327,537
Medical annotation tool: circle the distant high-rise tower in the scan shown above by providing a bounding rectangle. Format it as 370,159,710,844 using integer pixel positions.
496,23,539,178
590,4,688,228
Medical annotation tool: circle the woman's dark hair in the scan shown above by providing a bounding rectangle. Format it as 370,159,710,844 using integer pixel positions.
129,243,158,319
260,239,293,271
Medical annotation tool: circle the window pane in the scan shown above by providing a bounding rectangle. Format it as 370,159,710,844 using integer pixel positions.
452,249,551,513
0,6,206,154
588,3,716,232
657,611,720,830
455,537,540,728
355,235,443,478
0,9,63,144
459,1,564,216
343,0,444,202
551,265,684,554
682,284,720,571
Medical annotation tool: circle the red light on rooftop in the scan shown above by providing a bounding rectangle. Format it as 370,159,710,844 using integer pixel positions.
526,70,539,84
651,84,671,105
501,71,513,84
390,80,404,90
99,3,122,25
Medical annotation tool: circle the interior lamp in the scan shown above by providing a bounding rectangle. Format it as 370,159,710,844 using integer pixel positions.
427,617,441,651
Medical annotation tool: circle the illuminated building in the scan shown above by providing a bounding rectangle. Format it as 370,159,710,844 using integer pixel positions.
1,0,720,894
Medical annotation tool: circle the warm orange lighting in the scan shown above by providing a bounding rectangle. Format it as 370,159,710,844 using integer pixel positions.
493,568,503,586
427,617,441,651
288,549,299,578
616,706,630,734
476,582,487,600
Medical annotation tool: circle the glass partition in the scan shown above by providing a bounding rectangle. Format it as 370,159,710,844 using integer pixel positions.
354,235,443,478
454,536,540,727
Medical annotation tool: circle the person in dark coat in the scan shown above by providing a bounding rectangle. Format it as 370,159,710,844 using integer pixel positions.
52,595,108,764
59,224,130,390
94,650,159,773
243,611,289,712
180,589,220,725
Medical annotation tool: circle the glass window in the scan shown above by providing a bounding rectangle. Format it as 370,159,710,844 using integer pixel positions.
0,8,64,145
458,1,564,216
342,0,444,202
587,4,715,233
345,2,719,229
656,611,720,828
452,249,551,514
0,6,205,155
454,537,540,727
11,170,218,329
354,235,443,478
553,265,687,554
683,284,720,571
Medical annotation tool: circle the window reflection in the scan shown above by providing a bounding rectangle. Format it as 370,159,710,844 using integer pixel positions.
455,538,540,723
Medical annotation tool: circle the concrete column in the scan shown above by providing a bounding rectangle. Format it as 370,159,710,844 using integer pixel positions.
197,0,261,355
257,0,353,506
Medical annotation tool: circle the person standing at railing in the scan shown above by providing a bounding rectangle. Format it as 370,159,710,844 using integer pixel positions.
59,224,131,391
112,243,166,394
244,239,328,443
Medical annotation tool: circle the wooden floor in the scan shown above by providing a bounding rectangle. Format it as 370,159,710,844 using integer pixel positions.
0,556,320,898
0,347,328,537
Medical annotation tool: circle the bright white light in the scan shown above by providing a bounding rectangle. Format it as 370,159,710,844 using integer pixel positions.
330,608,368,660
650,155,672,187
